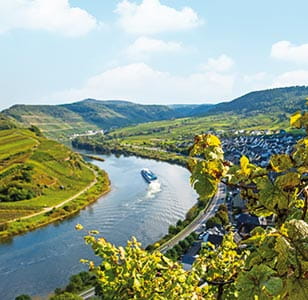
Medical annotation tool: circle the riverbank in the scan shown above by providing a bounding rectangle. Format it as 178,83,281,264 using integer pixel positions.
72,141,212,252
0,165,110,241
72,140,188,167
79,153,106,162
0,154,197,300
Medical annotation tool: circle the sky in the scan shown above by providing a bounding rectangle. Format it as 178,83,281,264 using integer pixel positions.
1,0,308,110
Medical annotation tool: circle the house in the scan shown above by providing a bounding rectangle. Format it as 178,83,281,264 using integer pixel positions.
202,226,225,247
181,241,202,270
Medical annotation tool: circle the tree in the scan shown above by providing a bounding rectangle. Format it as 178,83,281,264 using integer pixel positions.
50,292,82,300
206,216,222,229
15,295,32,300
79,104,308,299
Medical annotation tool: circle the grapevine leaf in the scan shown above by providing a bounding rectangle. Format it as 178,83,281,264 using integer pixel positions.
275,172,301,191
263,277,283,296
270,154,293,172
240,155,251,175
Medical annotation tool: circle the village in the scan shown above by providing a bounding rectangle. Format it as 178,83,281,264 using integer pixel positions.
180,131,302,270
222,131,301,166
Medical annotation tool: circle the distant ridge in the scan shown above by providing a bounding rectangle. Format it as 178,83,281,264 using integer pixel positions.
2,99,180,139
203,86,308,116
2,86,308,139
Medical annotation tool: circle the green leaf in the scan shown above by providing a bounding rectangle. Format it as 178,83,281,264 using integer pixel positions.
270,154,293,172
256,177,289,210
285,277,308,300
192,173,217,199
275,172,300,190
263,277,283,296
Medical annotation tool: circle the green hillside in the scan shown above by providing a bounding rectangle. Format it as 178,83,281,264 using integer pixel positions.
72,87,308,158
2,99,180,140
3,86,308,141
2,104,100,140
0,117,104,228
205,86,308,116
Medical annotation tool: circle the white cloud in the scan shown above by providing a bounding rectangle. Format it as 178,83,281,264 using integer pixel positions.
115,0,202,35
0,0,98,37
52,63,235,104
272,70,308,87
201,54,235,73
271,41,308,64
126,36,183,58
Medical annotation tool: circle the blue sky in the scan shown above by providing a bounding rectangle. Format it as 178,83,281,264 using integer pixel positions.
1,0,308,110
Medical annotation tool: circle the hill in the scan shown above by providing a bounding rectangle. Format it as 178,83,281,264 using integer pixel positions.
2,99,183,140
0,116,106,230
75,86,308,158
205,86,308,116
2,86,308,140
168,104,212,117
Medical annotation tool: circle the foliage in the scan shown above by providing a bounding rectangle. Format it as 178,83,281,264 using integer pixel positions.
54,271,96,296
205,204,229,228
195,233,247,299
80,104,308,299
165,232,198,261
0,113,17,130
188,103,308,298
50,292,82,300
15,295,32,300
206,216,222,229
28,125,42,136
82,235,204,299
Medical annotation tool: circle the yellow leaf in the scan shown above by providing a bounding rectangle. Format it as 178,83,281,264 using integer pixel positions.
75,223,84,231
240,156,250,175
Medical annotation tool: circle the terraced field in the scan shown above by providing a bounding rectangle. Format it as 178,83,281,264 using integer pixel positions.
0,127,95,223
101,112,290,152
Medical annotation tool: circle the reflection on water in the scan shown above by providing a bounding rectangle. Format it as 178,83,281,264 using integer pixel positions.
0,154,197,299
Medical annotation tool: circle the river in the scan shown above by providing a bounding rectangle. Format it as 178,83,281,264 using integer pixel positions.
0,154,197,299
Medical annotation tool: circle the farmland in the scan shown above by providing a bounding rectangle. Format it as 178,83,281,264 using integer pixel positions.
0,123,110,238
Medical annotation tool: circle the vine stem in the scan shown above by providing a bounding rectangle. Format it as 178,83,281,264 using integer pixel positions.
303,186,308,221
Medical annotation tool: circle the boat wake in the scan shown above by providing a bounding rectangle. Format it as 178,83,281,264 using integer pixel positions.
146,180,162,198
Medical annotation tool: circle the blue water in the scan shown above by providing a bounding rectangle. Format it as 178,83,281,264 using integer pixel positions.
0,154,197,299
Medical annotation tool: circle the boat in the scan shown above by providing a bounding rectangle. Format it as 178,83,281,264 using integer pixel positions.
141,168,157,183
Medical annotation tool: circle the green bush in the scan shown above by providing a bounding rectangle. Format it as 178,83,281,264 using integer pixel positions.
15,295,32,300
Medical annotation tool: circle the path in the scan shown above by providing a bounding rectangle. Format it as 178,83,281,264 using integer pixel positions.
8,166,98,223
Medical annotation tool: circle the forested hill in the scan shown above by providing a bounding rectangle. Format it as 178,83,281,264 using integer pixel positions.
2,86,308,139
2,99,184,139
62,99,176,127
203,86,308,116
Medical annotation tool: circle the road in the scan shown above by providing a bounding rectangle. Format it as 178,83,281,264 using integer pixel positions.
79,287,96,300
159,183,226,253
79,185,227,299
